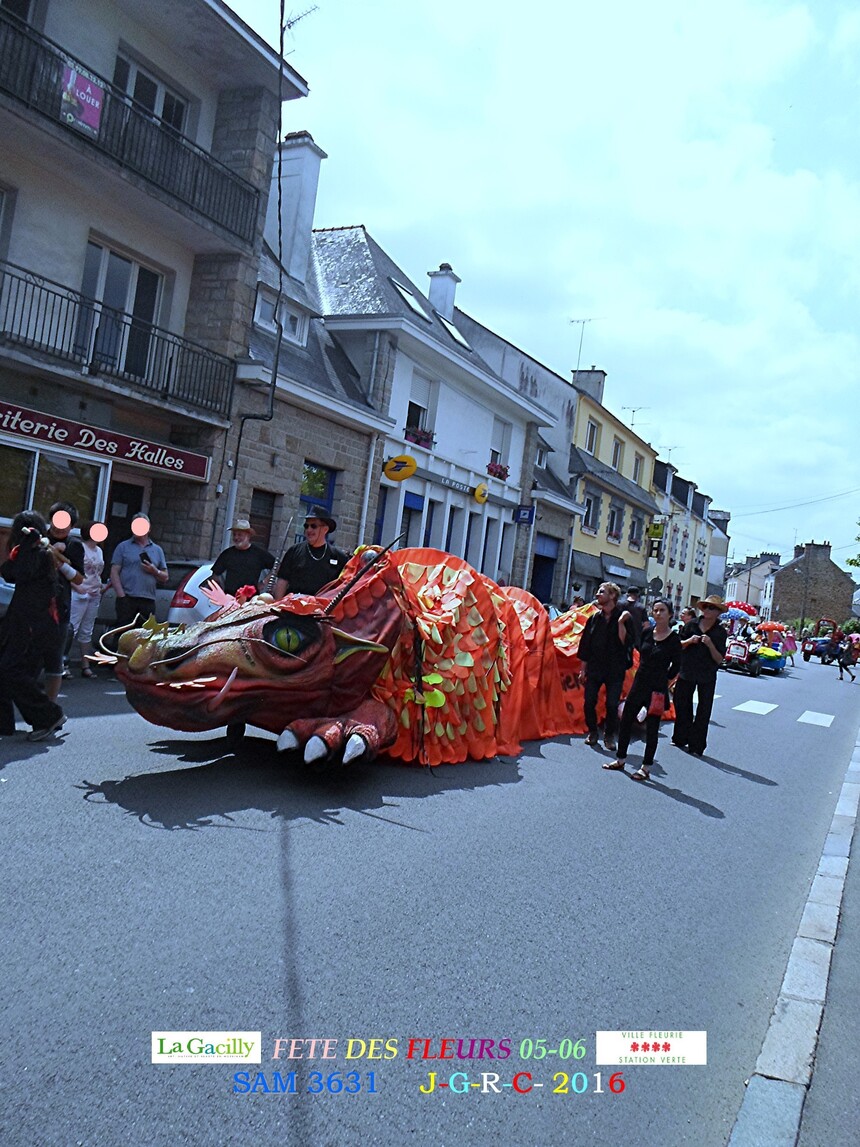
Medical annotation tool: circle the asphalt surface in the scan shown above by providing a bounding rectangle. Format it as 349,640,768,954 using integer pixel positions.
2,656,858,1146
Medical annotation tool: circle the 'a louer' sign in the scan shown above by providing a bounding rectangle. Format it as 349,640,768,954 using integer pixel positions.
0,402,210,481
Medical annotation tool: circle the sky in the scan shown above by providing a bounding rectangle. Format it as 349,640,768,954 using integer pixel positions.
234,0,860,573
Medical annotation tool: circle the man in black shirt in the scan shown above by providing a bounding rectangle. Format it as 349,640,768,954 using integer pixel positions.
672,594,728,756
623,586,648,649
577,582,633,751
274,506,348,598
211,519,276,597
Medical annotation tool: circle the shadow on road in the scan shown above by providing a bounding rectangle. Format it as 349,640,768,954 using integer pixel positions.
76,733,523,831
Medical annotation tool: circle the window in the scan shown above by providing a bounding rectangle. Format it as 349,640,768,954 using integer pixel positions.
435,312,471,349
0,0,31,21
694,540,706,576
607,504,623,541
405,373,435,447
535,446,547,469
113,55,187,134
254,290,308,346
390,279,431,321
669,525,679,567
301,461,336,514
250,489,276,551
582,490,600,534
0,442,104,525
629,513,644,550
585,419,599,455
490,417,511,466
611,438,623,471
76,240,163,379
633,453,643,484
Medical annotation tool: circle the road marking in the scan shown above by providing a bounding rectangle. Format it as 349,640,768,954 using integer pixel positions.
797,711,835,727
733,701,778,715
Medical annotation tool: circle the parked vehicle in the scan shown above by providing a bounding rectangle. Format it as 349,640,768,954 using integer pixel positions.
722,635,762,676
801,618,840,664
96,561,216,633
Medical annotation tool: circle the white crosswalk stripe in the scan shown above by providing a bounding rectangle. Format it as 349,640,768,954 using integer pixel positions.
797,711,835,727
732,701,779,715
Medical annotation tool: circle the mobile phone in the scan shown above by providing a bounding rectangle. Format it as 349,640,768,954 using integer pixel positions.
140,552,150,564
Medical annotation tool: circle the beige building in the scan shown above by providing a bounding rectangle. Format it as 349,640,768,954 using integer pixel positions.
568,391,659,600
647,460,717,612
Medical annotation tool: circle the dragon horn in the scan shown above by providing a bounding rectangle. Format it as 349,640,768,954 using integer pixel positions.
321,531,406,616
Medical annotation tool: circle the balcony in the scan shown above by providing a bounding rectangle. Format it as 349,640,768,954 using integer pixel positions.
0,260,233,417
0,10,258,243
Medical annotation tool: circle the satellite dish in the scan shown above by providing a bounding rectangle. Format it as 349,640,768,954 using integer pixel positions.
649,577,663,592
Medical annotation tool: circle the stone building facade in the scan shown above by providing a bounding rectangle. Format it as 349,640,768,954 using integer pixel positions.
761,542,856,627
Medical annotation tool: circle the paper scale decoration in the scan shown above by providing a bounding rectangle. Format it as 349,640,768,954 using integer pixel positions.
110,546,655,767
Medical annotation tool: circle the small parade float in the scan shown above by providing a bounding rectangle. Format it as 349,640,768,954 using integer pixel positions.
721,601,764,677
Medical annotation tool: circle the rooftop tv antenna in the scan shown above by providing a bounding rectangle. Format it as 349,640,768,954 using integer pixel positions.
284,5,318,31
622,405,648,427
569,317,603,383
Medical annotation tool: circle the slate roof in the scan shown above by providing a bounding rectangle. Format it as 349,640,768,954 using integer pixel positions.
311,226,500,378
569,446,659,514
533,463,574,500
248,320,377,413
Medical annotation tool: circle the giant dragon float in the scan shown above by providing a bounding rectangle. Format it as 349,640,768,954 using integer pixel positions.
101,546,645,767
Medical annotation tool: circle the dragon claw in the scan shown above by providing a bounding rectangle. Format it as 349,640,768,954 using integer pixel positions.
277,729,299,752
303,735,328,763
343,733,367,764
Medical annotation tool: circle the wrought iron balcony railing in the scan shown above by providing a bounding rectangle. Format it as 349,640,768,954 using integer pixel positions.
0,10,258,243
0,260,233,417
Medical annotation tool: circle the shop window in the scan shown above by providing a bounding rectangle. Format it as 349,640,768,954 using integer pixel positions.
301,461,336,514
0,442,34,518
33,451,101,522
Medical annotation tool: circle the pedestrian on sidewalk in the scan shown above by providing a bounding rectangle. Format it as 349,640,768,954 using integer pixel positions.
577,581,633,752
603,598,681,781
70,522,107,678
672,594,727,757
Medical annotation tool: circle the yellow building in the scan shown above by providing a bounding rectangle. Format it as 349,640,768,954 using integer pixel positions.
568,394,658,600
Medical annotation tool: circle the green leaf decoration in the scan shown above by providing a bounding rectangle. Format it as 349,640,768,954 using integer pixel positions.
424,689,445,708
454,651,474,667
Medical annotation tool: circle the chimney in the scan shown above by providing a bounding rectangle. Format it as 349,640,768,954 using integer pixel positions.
263,131,327,285
427,263,460,320
794,545,804,560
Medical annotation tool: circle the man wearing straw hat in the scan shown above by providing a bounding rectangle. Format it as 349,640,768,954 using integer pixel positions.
211,519,276,597
672,593,728,757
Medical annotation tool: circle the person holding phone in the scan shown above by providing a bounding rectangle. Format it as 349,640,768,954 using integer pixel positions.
109,513,169,628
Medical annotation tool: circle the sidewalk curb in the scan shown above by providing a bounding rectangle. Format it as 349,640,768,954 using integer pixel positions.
727,735,860,1146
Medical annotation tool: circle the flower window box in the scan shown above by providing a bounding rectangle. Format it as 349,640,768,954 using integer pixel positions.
404,426,436,449
486,461,509,480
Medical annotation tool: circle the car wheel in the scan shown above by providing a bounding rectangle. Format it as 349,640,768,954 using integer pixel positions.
802,652,810,662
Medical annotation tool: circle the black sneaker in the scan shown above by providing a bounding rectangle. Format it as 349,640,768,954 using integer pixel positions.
27,715,67,742
603,736,617,752
585,732,598,746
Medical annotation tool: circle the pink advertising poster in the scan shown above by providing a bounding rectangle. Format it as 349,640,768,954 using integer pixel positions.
59,64,104,139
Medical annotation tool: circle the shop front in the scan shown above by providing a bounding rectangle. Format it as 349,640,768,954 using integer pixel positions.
0,399,209,562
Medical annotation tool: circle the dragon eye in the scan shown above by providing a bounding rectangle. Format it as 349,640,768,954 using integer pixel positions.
262,615,319,656
272,626,305,653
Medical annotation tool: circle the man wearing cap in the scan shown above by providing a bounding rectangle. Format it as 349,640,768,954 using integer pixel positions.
211,520,276,597
274,506,349,598
672,594,728,757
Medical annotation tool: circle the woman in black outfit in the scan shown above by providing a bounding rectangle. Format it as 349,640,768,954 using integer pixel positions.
602,599,681,781
0,511,67,740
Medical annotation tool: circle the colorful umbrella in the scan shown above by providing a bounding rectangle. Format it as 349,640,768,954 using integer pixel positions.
721,607,750,621
725,600,756,615
758,621,786,632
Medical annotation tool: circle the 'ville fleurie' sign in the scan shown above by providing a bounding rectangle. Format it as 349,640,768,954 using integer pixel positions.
0,402,210,481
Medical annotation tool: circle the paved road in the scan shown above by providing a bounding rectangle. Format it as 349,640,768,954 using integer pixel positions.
2,656,858,1146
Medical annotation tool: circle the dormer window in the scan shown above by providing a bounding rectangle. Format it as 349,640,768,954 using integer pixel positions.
391,279,431,321
536,447,547,468
254,290,308,346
